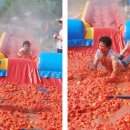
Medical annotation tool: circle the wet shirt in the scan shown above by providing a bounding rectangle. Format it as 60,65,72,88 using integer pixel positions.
95,49,121,71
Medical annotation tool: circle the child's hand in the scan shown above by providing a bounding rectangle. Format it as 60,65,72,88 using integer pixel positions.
18,50,24,57
107,74,119,83
19,48,28,55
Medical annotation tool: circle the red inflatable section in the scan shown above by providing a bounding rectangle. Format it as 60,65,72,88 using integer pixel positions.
0,59,41,84
0,58,62,85
93,28,125,53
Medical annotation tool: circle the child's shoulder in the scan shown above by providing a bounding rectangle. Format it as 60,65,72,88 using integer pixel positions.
95,49,102,58
108,49,117,56
109,49,116,53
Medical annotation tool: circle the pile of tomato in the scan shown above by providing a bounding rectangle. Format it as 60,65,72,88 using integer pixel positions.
0,80,62,129
68,47,130,130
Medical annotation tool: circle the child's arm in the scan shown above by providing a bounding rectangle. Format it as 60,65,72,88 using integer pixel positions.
17,48,24,58
93,50,100,72
93,58,98,72
109,56,119,80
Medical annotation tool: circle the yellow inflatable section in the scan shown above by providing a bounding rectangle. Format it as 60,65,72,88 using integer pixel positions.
0,32,7,58
85,27,94,39
0,52,6,59
81,1,90,29
0,32,8,70
0,32,6,48
0,58,8,70
80,1,94,39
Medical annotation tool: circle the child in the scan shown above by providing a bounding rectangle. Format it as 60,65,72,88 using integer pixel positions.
93,36,124,82
53,17,63,53
18,40,33,59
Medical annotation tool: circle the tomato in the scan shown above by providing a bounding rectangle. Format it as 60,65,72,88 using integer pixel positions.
0,82,62,129
68,47,130,129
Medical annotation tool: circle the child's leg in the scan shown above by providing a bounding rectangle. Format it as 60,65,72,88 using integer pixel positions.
118,55,128,67
118,54,124,60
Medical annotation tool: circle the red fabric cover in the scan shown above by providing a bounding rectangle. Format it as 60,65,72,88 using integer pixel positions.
0,59,62,85
0,33,40,58
0,58,41,84
93,28,125,53
85,0,125,29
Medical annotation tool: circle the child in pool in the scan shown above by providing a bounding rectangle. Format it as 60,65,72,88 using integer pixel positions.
93,36,124,82
18,40,34,59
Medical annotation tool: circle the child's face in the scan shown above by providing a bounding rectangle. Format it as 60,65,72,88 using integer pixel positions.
23,44,30,51
99,42,109,53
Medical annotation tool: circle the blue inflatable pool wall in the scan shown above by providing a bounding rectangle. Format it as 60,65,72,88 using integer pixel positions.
68,19,93,47
38,52,62,79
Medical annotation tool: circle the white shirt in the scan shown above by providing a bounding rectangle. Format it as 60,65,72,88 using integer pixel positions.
95,49,123,69
56,29,62,49
95,49,118,62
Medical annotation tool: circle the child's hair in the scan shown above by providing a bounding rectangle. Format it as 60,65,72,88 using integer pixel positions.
23,40,30,47
99,36,112,47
